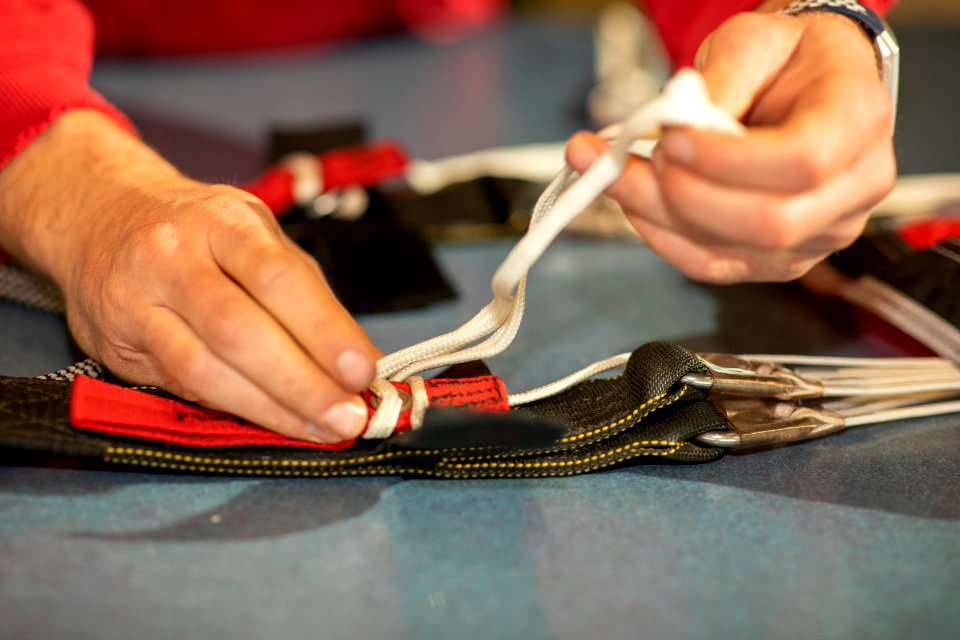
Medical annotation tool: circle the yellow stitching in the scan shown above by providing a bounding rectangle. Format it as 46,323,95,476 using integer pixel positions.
436,439,681,471
559,387,686,444
102,385,692,475
443,387,688,463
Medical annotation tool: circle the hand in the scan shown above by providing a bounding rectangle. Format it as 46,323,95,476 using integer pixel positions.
0,110,378,443
567,1,896,283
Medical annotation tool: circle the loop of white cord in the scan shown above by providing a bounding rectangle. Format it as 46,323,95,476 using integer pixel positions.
364,69,745,436
364,379,403,440
408,376,429,430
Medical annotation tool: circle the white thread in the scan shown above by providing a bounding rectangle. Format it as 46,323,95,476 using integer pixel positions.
408,376,429,430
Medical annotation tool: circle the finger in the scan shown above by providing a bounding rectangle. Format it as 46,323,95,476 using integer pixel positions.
660,73,890,194
566,132,667,221
204,198,379,392
629,216,824,284
140,307,362,443
672,30,890,192
653,134,896,251
166,263,369,441
694,13,804,118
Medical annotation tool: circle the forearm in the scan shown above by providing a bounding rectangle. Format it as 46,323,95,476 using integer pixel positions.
0,109,181,287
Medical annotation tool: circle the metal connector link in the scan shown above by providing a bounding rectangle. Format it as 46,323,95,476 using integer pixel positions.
696,398,846,449
682,354,825,400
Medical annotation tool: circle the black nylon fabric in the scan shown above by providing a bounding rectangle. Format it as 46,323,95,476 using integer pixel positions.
0,342,727,477
872,238,960,330
0,378,112,457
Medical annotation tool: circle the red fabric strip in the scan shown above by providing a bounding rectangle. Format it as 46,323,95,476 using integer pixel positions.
319,140,408,190
361,374,509,430
897,216,960,251
70,372,508,449
238,141,408,216
69,375,356,449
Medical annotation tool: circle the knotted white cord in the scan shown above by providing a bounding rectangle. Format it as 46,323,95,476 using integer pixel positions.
365,378,404,439
367,69,745,434
408,376,429,430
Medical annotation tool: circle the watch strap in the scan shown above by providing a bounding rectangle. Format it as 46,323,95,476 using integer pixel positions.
778,0,885,36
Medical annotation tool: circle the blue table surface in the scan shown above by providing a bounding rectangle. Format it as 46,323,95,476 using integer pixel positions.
1,18,958,640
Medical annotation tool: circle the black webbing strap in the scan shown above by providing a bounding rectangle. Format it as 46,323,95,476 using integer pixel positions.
0,342,727,477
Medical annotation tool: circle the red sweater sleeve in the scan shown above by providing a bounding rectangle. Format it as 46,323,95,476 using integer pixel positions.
641,0,898,69
0,0,134,170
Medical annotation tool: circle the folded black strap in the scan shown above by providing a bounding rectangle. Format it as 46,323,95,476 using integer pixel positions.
0,342,726,477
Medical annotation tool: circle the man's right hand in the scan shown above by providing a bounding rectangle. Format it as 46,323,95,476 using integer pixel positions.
0,109,379,443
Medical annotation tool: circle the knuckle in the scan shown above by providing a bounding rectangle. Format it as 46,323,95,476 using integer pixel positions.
206,309,255,351
775,257,822,283
874,149,898,196
250,249,301,292
170,350,211,403
675,253,744,285
791,147,833,189
755,203,803,250
212,187,274,217
129,221,184,264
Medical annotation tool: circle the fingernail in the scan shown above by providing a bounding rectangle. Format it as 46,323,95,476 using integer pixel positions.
318,397,368,440
662,132,695,166
336,348,375,391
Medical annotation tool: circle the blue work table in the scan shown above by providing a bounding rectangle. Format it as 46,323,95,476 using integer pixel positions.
1,18,958,640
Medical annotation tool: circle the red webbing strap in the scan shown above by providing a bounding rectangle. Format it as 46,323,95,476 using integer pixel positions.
69,373,508,449
69,375,354,450
898,216,960,250
320,140,408,190
361,375,510,430
238,141,409,217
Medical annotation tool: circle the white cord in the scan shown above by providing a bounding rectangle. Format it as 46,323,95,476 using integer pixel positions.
408,376,429,430
735,354,957,368
844,399,960,427
279,152,323,207
364,379,403,440
405,144,566,195
365,69,745,435
508,352,632,406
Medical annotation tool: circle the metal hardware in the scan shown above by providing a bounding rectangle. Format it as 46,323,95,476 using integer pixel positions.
682,354,825,400
696,398,846,449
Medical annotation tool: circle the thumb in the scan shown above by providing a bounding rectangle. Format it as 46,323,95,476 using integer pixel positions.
565,131,609,175
694,13,804,119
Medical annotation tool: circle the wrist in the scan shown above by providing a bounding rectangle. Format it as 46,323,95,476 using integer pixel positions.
771,0,899,128
0,109,184,288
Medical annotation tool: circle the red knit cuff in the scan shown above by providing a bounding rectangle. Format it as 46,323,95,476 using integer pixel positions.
0,99,136,171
